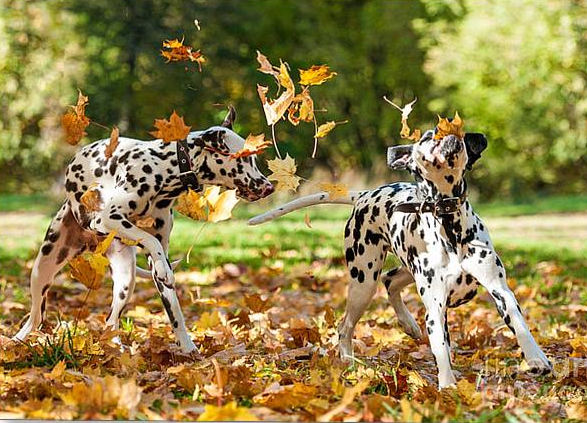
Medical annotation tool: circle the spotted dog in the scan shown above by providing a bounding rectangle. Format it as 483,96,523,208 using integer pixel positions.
249,127,551,387
14,108,274,354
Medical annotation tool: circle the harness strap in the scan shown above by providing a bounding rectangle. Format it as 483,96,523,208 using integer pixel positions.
176,139,200,191
394,192,467,216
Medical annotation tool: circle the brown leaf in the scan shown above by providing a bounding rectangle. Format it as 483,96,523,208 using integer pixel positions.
230,133,272,159
435,111,465,140
244,293,270,313
80,184,102,212
149,111,191,143
61,90,90,145
161,37,205,70
104,126,120,159
69,231,117,290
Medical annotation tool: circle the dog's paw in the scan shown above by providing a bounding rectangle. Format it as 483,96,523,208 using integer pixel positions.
400,321,423,340
526,356,553,376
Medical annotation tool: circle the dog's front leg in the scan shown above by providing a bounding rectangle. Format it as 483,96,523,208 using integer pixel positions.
462,242,551,374
100,206,197,354
417,277,456,388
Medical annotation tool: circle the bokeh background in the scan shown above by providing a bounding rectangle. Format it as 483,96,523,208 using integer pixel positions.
1,0,586,200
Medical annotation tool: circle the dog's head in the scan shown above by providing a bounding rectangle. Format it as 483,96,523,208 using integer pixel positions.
194,107,274,201
387,122,487,192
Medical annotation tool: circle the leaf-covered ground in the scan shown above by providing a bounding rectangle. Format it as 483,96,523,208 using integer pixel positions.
1,197,587,421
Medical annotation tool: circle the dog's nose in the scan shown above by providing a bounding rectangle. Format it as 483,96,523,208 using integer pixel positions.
263,183,274,195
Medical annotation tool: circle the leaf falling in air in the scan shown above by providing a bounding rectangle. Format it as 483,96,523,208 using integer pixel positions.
299,64,337,86
435,111,465,140
287,89,314,126
315,120,347,139
257,84,295,127
267,154,301,192
207,188,239,223
318,182,349,200
80,184,102,212
69,231,117,290
230,133,272,159
149,111,191,143
176,189,208,221
61,90,90,145
104,126,120,159
176,186,239,223
160,37,205,71
304,212,312,229
383,96,421,141
256,50,279,78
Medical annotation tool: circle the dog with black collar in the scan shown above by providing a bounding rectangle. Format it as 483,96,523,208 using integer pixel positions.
249,125,552,387
13,107,274,354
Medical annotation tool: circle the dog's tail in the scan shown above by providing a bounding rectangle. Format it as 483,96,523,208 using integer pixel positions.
135,259,182,279
248,190,364,225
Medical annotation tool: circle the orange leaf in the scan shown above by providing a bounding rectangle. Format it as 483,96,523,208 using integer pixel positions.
135,216,155,228
80,184,102,212
299,64,337,86
69,231,117,290
61,90,90,145
288,89,314,126
244,293,271,313
435,111,465,140
149,111,191,143
230,133,272,159
383,96,421,140
304,212,312,229
104,126,120,159
161,37,205,70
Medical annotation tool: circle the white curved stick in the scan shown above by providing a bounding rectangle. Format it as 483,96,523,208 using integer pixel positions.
135,259,182,279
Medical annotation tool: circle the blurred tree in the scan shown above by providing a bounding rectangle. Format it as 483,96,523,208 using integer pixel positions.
418,0,587,199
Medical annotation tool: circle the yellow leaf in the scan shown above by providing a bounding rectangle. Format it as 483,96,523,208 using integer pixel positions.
317,380,369,421
278,61,295,92
304,212,312,229
230,133,272,159
315,120,347,138
47,360,66,380
318,182,349,200
120,237,140,246
400,397,422,423
257,84,295,126
456,378,481,407
299,64,337,86
69,231,117,290
207,189,239,223
197,401,256,421
176,189,208,221
149,110,191,143
194,310,220,330
288,89,314,126
267,154,301,192
435,111,465,140
566,399,587,420
384,96,421,140
80,184,102,212
61,90,90,145
135,216,156,228
104,126,120,159
254,382,318,410
161,37,205,70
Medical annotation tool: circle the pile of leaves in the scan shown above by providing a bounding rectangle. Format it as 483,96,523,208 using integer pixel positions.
1,257,587,420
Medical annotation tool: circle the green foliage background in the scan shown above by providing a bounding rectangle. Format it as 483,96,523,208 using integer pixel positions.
0,0,585,199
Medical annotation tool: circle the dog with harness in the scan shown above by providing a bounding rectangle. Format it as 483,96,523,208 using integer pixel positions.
249,123,552,387
13,107,274,354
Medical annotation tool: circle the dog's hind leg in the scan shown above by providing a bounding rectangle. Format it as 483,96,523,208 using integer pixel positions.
105,239,137,337
382,267,422,339
14,201,84,341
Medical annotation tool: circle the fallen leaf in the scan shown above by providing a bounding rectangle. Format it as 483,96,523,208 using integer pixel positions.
299,64,337,86
61,90,90,145
80,184,102,212
317,380,369,421
149,111,191,143
104,126,120,159
244,293,270,313
230,133,272,159
318,182,349,200
457,378,481,407
197,401,256,421
267,154,301,192
254,382,317,410
69,231,117,290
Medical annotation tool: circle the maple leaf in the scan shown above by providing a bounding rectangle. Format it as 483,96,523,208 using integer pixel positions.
299,64,337,86
383,96,421,141
267,154,301,192
244,293,271,313
318,182,349,200
135,216,155,228
456,379,482,407
176,186,239,222
176,188,208,221
160,37,205,71
315,120,347,138
197,401,256,421
149,111,191,143
80,184,102,212
230,133,272,159
435,111,465,140
287,89,314,126
257,84,295,126
104,126,120,159
61,90,90,145
69,231,117,290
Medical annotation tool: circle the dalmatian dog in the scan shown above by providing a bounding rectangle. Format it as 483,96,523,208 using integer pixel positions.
13,107,274,354
249,127,552,387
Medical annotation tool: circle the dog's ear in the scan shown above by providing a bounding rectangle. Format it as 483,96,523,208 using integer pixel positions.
464,133,488,170
387,145,413,170
221,105,236,129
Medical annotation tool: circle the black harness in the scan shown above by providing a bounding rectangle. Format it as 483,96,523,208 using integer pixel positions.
176,139,200,191
394,191,467,216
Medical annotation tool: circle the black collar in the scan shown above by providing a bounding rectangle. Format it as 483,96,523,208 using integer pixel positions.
394,190,467,216
176,139,200,191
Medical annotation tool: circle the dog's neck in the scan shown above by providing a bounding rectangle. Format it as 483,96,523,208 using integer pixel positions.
415,175,467,201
